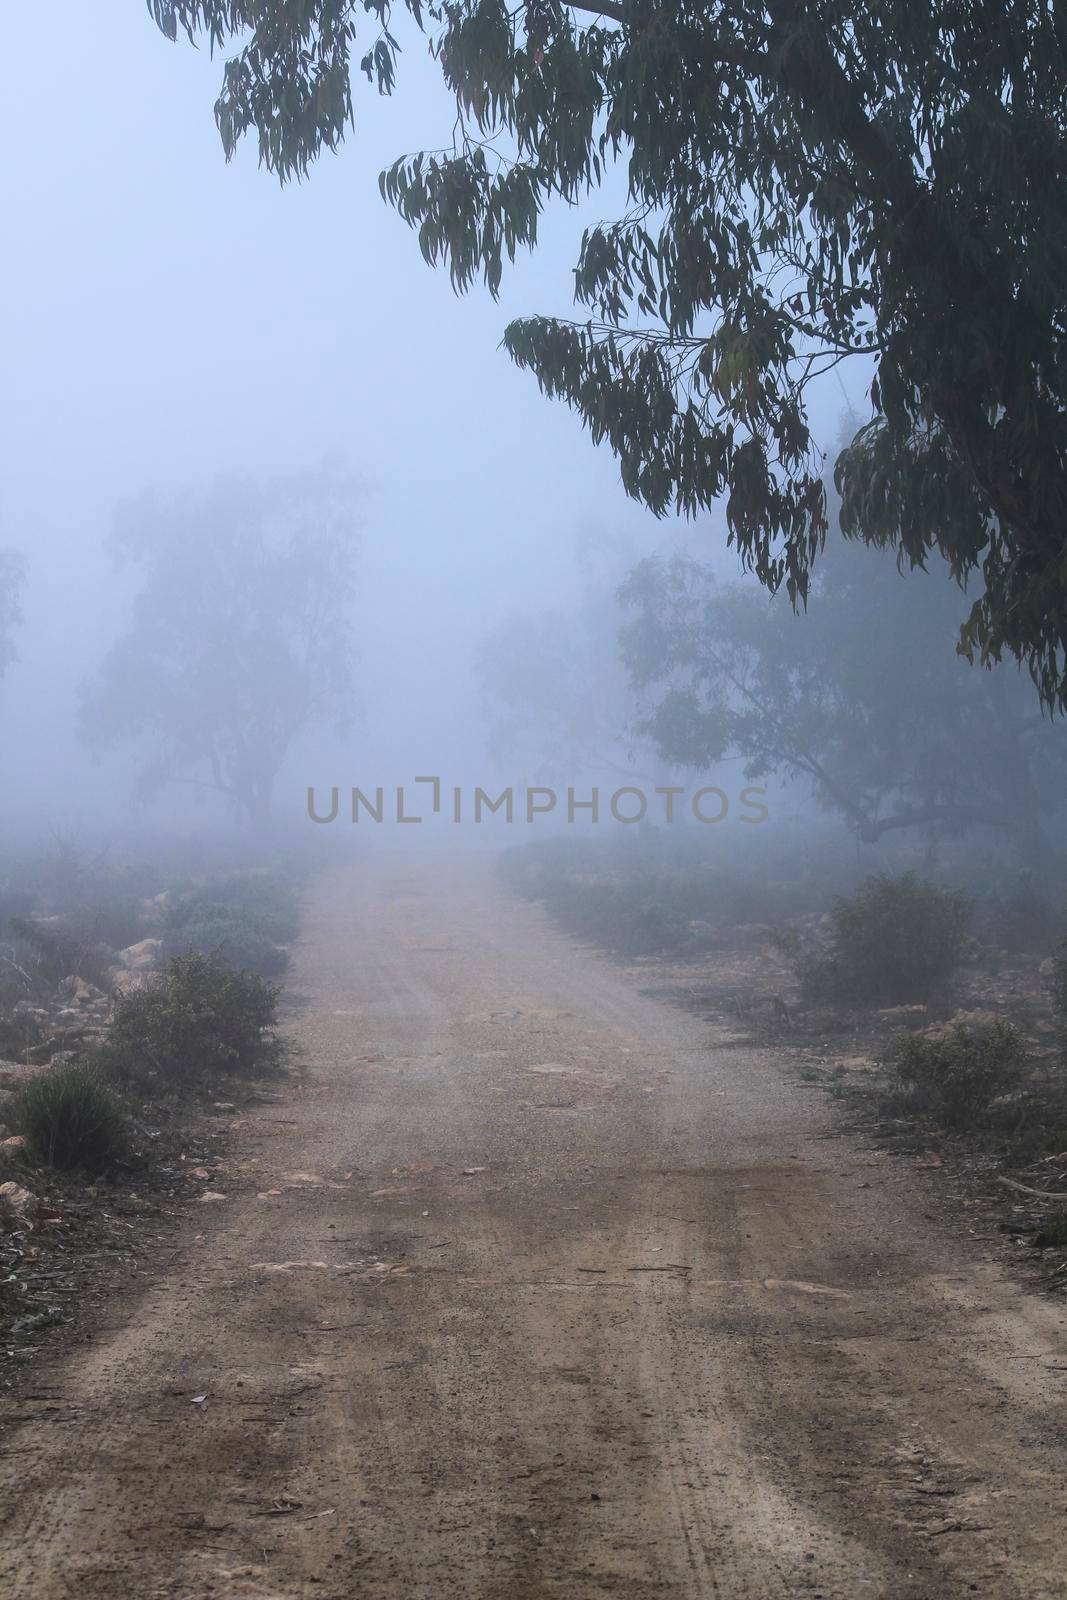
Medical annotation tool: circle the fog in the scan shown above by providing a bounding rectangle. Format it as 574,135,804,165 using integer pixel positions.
0,4,862,851
3,16,1067,1586
3,7,1059,890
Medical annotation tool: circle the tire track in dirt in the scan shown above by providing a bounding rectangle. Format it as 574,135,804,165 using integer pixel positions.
0,851,1064,1598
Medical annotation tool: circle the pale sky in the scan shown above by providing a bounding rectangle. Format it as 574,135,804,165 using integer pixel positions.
0,4,856,832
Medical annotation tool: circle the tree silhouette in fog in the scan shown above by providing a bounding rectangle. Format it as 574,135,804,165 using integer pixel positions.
476,526,662,784
81,469,359,826
622,538,1067,873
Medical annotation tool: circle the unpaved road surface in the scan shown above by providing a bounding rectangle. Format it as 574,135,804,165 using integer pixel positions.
2,855,1065,1599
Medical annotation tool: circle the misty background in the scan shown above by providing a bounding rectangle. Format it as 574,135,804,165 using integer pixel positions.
1,3,864,844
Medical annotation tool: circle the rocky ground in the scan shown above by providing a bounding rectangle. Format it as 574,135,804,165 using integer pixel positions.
0,926,232,1384
0,879,295,1378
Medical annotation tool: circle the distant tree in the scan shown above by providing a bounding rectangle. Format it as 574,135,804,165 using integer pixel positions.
621,541,1067,872
81,470,359,826
476,528,662,783
477,598,650,783
152,2,1067,706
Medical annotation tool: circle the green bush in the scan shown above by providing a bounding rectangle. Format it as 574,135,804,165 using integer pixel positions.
166,872,299,943
12,1061,131,1172
162,873,298,977
796,872,971,1006
102,951,285,1089
163,911,288,977
880,1018,1027,1130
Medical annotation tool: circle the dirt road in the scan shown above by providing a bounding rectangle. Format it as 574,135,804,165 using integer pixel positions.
2,855,1065,1598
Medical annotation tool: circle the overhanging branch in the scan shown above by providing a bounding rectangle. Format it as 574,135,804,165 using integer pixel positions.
566,1,625,23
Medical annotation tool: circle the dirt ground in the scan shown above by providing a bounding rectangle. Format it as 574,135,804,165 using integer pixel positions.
0,853,1064,1599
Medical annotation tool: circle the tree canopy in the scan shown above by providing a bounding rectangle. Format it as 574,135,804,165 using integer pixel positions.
150,1,1067,705
80,469,360,825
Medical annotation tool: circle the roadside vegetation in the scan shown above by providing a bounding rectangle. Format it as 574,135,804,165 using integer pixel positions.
12,1061,131,1174
504,828,1067,1287
0,839,305,1348
162,873,299,977
877,1020,1029,1132
100,952,286,1093
774,874,972,1008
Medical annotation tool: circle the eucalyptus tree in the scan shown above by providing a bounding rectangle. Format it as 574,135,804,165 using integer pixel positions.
81,469,360,826
621,540,1067,871
150,1,1067,704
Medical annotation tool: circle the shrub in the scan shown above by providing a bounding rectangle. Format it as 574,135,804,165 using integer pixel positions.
60,889,147,954
162,873,298,977
163,912,288,977
101,951,285,1089
167,872,299,943
12,1061,131,1172
0,1008,45,1060
5,915,112,994
974,874,1058,954
796,872,971,1006
880,1018,1027,1130
1033,1214,1067,1250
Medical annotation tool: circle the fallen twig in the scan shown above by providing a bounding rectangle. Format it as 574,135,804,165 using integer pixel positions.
627,1264,691,1273
995,1175,1067,1201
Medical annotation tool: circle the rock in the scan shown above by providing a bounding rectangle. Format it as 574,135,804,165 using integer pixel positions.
922,1008,1001,1040
0,1180,38,1229
876,1004,929,1023
0,1135,26,1153
58,976,107,1007
110,968,151,996
116,938,162,972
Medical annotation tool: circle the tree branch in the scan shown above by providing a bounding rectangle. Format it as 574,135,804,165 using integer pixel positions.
566,1,625,23
856,803,1016,843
